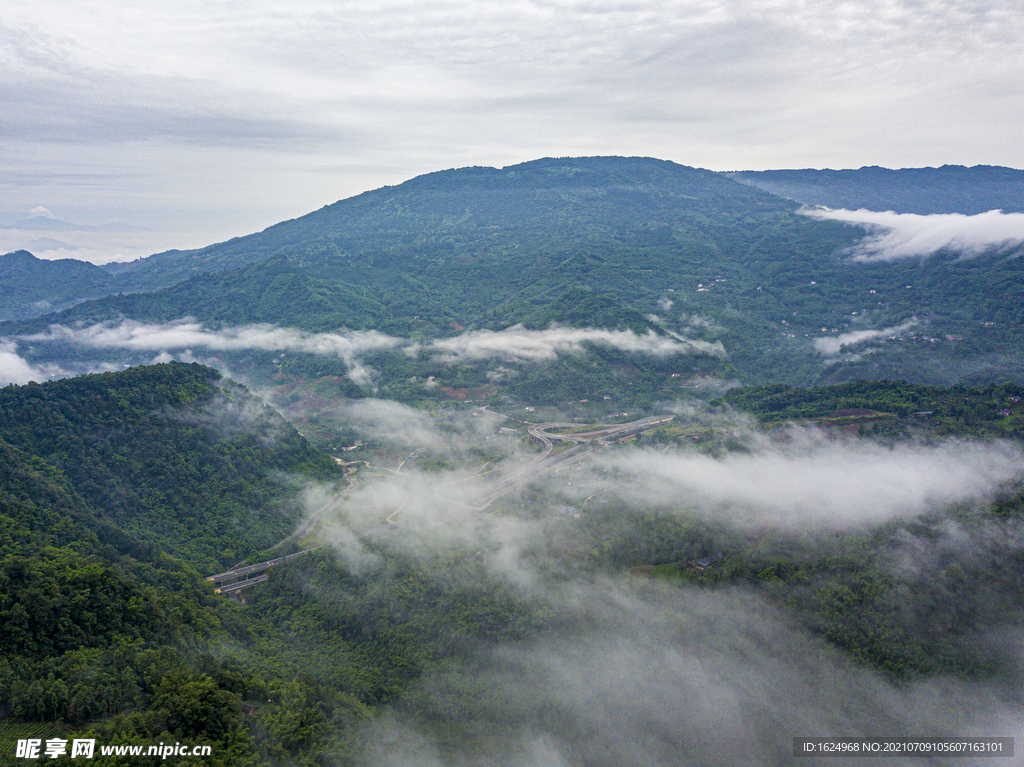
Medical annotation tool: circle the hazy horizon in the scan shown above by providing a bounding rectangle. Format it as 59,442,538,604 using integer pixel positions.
4,0,1021,254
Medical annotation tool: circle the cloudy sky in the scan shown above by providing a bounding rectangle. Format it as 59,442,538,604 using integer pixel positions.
3,0,1022,258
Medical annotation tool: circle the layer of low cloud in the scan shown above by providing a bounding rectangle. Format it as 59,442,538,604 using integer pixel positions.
22,320,402,385
599,433,1024,531
311,419,1024,588
332,398,504,453
813,319,916,356
801,208,1024,261
17,321,723,385
0,226,221,265
295,406,1024,764
426,325,724,362
357,581,1023,767
0,340,51,385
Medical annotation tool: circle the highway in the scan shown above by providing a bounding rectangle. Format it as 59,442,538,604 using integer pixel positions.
469,415,674,509
207,413,674,593
206,549,321,592
269,473,358,552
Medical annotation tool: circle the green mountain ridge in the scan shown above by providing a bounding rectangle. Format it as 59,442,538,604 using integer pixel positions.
0,363,337,571
4,156,1024,396
5,256,389,335
729,164,1024,214
100,156,810,300
0,251,118,321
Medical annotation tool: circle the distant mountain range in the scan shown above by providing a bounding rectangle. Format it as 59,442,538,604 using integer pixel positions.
1,215,151,233
2,157,1023,390
729,164,1024,214
19,237,80,252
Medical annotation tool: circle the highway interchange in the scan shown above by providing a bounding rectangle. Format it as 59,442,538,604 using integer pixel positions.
207,412,674,592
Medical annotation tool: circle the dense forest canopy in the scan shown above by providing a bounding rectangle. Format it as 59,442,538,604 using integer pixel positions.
1,364,1023,764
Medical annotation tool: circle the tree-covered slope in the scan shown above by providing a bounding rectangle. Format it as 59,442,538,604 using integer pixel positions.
7,255,390,335
0,251,118,321
4,157,1024,394
0,436,262,765
729,165,1024,214
0,363,544,765
717,379,1024,437
104,156,842,299
0,363,337,571
3,363,1023,764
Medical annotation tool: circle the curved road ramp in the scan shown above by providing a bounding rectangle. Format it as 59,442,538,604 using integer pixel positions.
207,414,674,594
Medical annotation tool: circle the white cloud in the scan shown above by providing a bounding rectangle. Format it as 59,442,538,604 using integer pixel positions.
813,319,916,356
0,226,222,265
359,580,1024,766
19,320,721,383
600,433,1024,531
0,341,49,385
22,320,402,384
25,319,398,355
801,208,1024,261
338,399,448,450
1,1,1022,245
425,324,724,362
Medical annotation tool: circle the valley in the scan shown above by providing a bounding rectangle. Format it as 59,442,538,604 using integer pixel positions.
2,159,1024,766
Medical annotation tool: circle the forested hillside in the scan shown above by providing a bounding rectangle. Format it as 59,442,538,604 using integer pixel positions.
719,379,1024,434
4,157,1024,394
103,157,817,295
0,364,336,571
729,165,1024,214
0,251,117,321
0,364,546,765
9,157,855,337
2,364,1024,764
6,256,389,335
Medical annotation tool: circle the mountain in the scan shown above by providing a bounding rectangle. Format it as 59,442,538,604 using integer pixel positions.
9,255,389,333
105,156,827,295
4,156,857,335
0,250,117,320
18,238,79,252
10,216,89,232
0,434,244,733
6,255,663,339
728,164,1024,214
4,157,1024,398
0,363,543,763
0,362,337,571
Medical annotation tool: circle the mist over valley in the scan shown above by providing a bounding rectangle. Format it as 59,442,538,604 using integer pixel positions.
2,158,1024,765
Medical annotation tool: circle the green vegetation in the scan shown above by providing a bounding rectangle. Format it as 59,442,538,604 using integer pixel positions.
5,158,1024,395
603,500,1024,680
0,363,337,572
730,164,1024,214
9,256,389,335
717,379,1024,437
2,366,1024,762
0,251,117,321
3,158,1024,761
0,365,549,765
